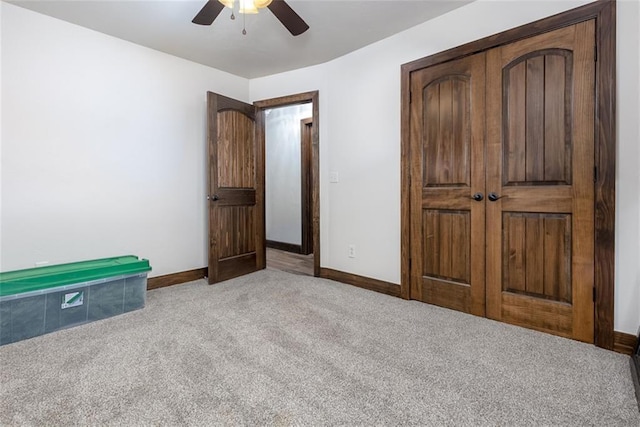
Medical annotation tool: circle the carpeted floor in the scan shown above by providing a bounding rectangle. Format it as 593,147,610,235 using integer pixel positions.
1,269,638,426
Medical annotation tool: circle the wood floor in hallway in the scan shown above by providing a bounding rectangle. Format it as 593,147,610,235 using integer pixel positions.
266,248,313,276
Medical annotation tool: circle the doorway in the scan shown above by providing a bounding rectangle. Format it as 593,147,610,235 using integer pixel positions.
255,91,320,277
206,90,319,284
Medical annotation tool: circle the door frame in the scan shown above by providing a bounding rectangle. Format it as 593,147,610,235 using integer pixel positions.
400,1,616,349
254,91,321,276
300,118,314,255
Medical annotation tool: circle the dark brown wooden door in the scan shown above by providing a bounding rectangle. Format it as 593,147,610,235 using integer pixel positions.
485,22,596,342
409,53,486,316
207,92,265,284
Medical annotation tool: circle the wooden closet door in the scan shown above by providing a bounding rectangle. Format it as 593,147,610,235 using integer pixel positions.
409,53,486,316
485,21,596,342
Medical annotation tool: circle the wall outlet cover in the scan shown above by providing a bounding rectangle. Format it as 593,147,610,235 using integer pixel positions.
348,244,356,258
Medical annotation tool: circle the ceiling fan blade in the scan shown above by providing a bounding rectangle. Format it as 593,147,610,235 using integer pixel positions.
267,0,309,36
192,1,225,26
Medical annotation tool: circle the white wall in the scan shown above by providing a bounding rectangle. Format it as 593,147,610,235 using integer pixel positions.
615,0,640,336
0,2,3,264
0,3,249,277
250,0,640,334
622,0,640,337
265,103,312,245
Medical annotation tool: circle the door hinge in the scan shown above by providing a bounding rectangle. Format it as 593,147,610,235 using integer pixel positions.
593,287,596,302
409,257,412,270
594,45,598,62
594,166,598,183
409,91,413,103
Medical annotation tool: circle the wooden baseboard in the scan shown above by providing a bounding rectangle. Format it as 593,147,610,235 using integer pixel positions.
613,331,638,356
631,354,640,411
266,240,303,254
147,267,207,290
319,268,400,298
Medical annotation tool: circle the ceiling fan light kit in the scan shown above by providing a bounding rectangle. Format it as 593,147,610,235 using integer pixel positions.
250,0,274,9
219,0,272,13
237,0,258,15
192,0,309,36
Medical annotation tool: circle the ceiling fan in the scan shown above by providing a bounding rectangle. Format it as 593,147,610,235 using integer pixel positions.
192,0,309,36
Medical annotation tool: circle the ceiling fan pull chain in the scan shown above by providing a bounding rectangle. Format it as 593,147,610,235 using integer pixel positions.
242,10,247,35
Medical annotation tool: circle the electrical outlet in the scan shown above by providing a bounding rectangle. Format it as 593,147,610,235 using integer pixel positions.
348,244,356,258
330,171,339,183
35,261,49,267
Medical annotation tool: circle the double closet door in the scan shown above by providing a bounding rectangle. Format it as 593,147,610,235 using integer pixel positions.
409,21,596,342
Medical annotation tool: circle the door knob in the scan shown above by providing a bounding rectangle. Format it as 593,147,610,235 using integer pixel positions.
488,192,503,202
210,194,220,201
471,192,484,202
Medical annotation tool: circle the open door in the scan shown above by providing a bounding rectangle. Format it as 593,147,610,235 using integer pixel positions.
207,92,265,284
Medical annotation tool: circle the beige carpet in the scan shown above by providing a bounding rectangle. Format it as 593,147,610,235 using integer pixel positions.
1,269,638,426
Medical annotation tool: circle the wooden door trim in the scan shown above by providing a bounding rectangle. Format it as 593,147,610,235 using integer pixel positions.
300,118,314,255
254,91,321,276
400,0,616,349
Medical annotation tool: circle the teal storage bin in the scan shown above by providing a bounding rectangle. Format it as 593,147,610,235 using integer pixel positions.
0,256,151,346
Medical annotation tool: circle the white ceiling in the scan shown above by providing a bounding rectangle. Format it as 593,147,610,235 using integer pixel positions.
8,0,473,78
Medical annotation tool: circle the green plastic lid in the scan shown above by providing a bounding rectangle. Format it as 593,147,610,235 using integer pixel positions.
0,255,152,297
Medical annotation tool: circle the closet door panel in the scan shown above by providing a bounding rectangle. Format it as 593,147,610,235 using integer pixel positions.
486,21,595,342
409,53,486,316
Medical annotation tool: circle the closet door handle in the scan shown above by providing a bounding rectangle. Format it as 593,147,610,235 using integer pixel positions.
471,192,484,202
488,192,503,202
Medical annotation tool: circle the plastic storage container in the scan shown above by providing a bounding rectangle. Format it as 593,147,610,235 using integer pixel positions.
0,256,151,346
